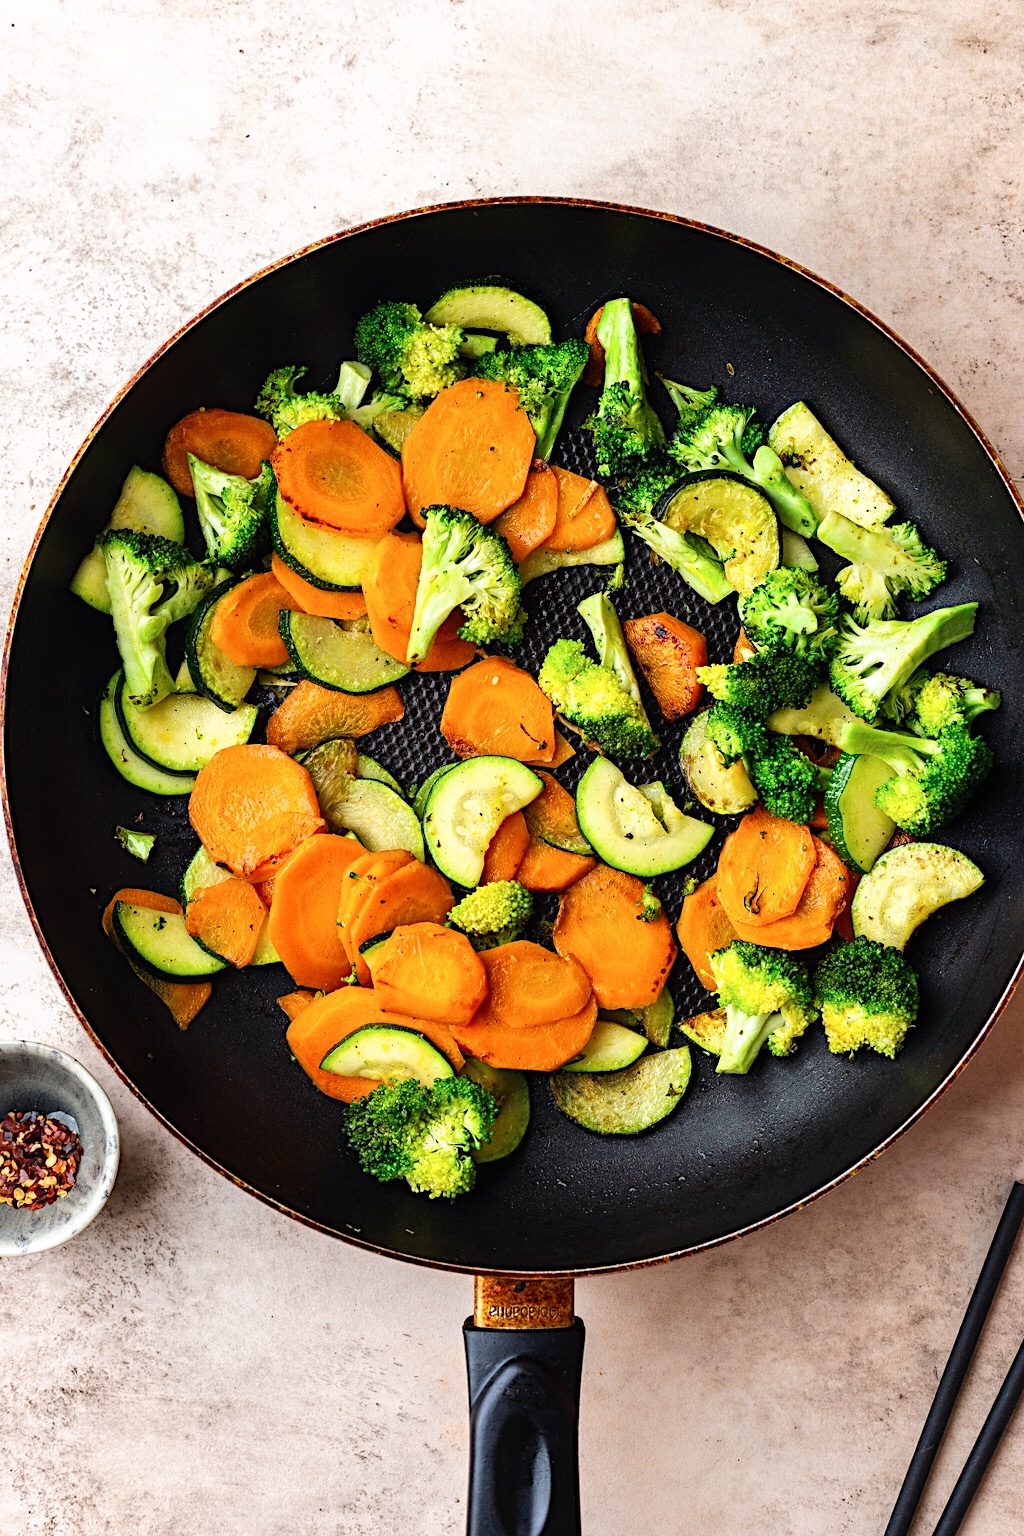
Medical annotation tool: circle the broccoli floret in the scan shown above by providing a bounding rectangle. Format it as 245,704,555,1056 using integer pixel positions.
706,703,818,823
354,301,466,400
187,455,274,569
408,506,525,662
577,589,654,734
814,937,918,1058
657,375,718,429
709,941,817,1073
447,881,533,950
584,299,666,477
538,639,659,758
474,340,588,460
98,529,214,707
667,398,818,537
838,717,992,835
254,365,346,436
739,567,839,664
829,604,978,721
344,1075,499,1199
697,650,820,717
816,510,946,621
898,670,1001,736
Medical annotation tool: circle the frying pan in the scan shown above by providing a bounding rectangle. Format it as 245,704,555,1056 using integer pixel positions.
5,198,1024,1534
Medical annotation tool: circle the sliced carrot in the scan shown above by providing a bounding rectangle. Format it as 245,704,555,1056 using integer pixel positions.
184,877,266,968
833,868,860,944
253,879,276,909
339,850,416,973
553,864,677,1010
515,839,596,893
271,418,405,538
265,680,405,754
467,941,592,1031
716,807,816,930
583,301,662,387
734,627,757,663
277,990,315,1023
270,552,368,620
286,986,465,1103
730,837,849,950
189,744,324,879
163,408,277,498
522,772,588,852
401,378,535,526
366,923,488,1027
363,531,475,671
549,731,576,768
481,811,531,883
346,859,455,985
494,461,558,562
451,997,598,1072
623,612,707,721
440,657,555,763
102,888,211,1030
209,571,298,668
676,876,739,991
267,833,367,990
541,466,617,553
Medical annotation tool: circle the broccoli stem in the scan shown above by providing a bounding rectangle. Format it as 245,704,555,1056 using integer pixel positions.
618,510,734,604
749,445,819,537
577,591,652,729
717,1007,779,1074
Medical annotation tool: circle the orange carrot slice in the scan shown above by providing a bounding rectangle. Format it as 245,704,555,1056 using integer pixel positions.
553,864,677,1010
730,837,849,950
347,859,456,985
716,807,816,930
549,731,576,768
270,552,369,620
363,530,475,670
366,923,488,1027
481,811,531,884
541,466,616,553
451,997,598,1072
189,744,324,879
271,418,406,538
515,839,596,893
286,987,465,1102
277,990,315,1023
401,378,535,526
494,461,558,562
267,833,367,990
163,409,277,497
210,571,300,668
734,627,757,663
339,850,416,973
265,680,405,754
467,941,592,1031
676,876,740,991
623,613,708,721
440,657,556,763
183,877,267,968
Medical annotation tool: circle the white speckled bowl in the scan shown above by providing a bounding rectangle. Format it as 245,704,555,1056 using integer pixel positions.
0,1041,120,1256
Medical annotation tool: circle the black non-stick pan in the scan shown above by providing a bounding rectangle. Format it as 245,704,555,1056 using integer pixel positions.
5,199,1023,1534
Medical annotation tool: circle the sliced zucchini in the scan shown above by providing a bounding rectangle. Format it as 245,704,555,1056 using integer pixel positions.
676,1008,728,1056
99,674,195,796
358,930,394,966
768,402,895,530
302,736,359,826
373,407,424,456
186,580,257,711
518,530,625,586
271,492,375,591
522,774,592,855
851,842,985,950
424,284,552,345
280,611,410,693
679,711,758,816
549,1047,691,1135
180,845,232,906
250,922,281,967
462,1058,530,1163
423,757,543,887
325,778,425,860
576,758,712,877
604,989,675,1048
767,682,860,746
563,1020,647,1073
117,678,257,774
413,764,459,820
658,473,779,595
357,753,405,797
824,753,896,873
174,656,197,693
780,528,819,571
71,467,185,613
458,334,499,360
320,1026,453,1087
113,902,227,980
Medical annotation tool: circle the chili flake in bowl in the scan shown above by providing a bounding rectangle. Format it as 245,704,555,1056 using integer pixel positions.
0,1110,83,1210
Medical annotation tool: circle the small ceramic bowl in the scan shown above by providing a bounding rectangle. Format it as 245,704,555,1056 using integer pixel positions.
0,1040,120,1256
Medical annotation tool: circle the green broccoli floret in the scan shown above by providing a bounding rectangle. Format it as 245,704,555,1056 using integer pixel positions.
697,650,820,717
816,509,946,621
814,937,918,1058
187,455,274,569
344,1075,499,1199
584,299,666,477
254,365,346,436
615,499,734,604
838,718,992,835
538,639,659,758
739,567,839,664
667,398,818,537
98,529,214,707
447,881,533,950
577,589,655,736
613,454,677,517
657,375,718,429
355,301,467,400
706,703,818,823
898,670,1001,736
408,505,525,662
709,941,817,1073
474,340,588,460
829,604,978,721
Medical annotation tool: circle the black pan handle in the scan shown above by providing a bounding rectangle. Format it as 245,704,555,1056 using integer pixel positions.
464,1277,584,1536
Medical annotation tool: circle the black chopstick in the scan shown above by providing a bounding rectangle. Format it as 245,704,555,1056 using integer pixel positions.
930,1334,1024,1534
883,1181,1024,1536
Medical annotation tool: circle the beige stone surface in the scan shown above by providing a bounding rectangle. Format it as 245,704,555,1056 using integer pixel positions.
2,2,1023,1531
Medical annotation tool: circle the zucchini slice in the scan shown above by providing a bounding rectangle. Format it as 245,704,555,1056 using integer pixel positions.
576,757,712,877
357,753,406,798
373,407,424,456
851,842,985,950
413,763,459,820
461,1058,530,1163
280,611,410,693
320,1026,453,1087
325,778,425,860
423,756,543,888
676,1008,729,1056
99,673,195,796
424,284,552,345
658,473,779,595
824,753,896,873
178,845,279,964
186,580,257,711
117,678,258,774
549,1046,692,1135
768,402,895,530
271,492,375,591
518,530,625,587
603,989,675,1048
113,902,227,980
71,467,185,614
679,711,758,816
563,1020,647,1073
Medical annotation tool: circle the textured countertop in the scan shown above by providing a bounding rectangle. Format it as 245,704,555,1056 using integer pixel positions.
2,4,1023,1532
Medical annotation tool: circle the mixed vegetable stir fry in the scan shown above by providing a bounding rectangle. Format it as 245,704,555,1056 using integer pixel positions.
74,282,997,1200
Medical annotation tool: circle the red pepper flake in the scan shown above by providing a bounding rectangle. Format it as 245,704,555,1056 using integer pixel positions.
0,1110,82,1210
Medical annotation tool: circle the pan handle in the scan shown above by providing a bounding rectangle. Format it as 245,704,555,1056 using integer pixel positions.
464,1276,584,1536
